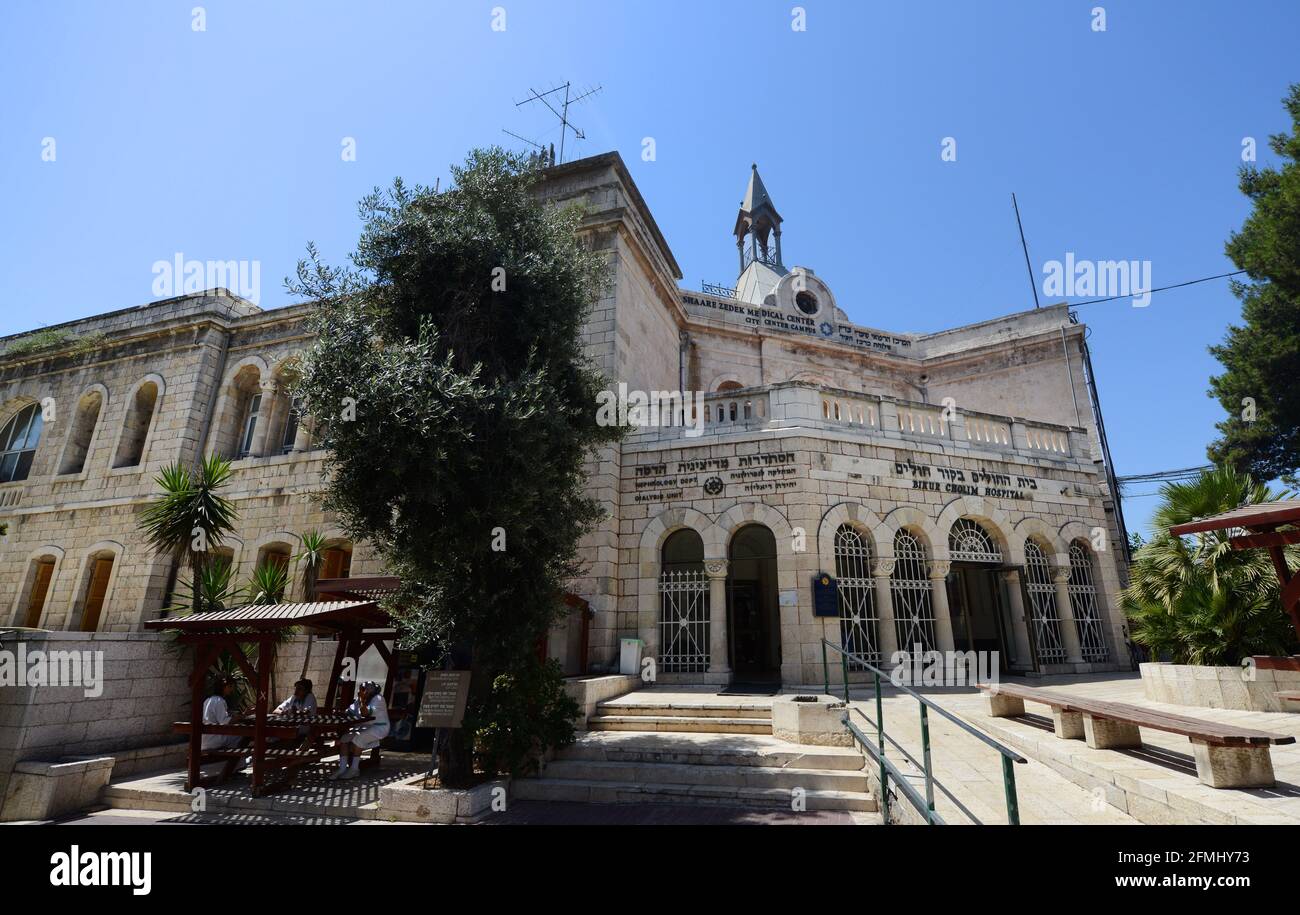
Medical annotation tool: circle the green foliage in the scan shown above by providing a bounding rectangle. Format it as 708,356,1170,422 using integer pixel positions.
6,328,73,357
467,657,580,778
1208,84,1300,486
5,328,107,359
170,557,243,615
1123,466,1299,664
295,529,328,599
291,148,621,783
140,455,238,617
248,560,289,604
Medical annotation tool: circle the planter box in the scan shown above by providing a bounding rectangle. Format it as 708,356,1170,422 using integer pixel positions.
1140,661,1300,713
375,776,509,824
771,694,854,746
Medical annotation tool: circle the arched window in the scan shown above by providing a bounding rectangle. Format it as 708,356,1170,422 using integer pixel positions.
716,381,743,393
113,381,158,468
1068,542,1109,661
18,555,58,628
834,525,878,665
59,389,103,474
949,518,1002,563
321,541,353,579
0,403,44,483
1023,540,1065,664
215,365,264,460
658,529,709,673
890,529,935,653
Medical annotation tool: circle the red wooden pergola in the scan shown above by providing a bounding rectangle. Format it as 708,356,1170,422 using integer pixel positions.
145,597,397,794
1169,500,1300,640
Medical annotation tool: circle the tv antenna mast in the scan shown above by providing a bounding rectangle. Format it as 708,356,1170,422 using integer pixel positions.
506,81,602,165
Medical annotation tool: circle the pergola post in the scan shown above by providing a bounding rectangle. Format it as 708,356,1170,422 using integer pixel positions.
186,643,215,792
251,634,272,793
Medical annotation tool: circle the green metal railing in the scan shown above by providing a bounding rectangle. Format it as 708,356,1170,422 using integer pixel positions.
820,639,1025,825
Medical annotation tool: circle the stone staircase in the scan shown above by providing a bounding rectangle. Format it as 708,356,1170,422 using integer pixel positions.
586,698,774,734
515,696,877,814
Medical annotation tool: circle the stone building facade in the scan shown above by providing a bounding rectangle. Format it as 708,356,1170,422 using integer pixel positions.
0,151,1131,697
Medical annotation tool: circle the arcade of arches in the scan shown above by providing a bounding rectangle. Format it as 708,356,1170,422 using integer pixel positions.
649,510,1118,686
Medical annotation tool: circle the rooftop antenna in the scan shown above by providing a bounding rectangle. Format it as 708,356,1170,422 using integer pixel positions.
1011,192,1041,309
511,81,602,164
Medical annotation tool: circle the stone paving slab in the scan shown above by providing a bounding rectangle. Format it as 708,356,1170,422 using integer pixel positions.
934,673,1300,825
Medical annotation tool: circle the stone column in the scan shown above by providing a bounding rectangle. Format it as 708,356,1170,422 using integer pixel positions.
928,560,956,652
871,558,900,665
1001,570,1034,669
292,415,313,453
1053,565,1085,664
705,559,731,675
248,379,277,458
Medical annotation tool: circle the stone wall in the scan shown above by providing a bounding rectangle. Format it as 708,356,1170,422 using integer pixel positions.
0,631,335,811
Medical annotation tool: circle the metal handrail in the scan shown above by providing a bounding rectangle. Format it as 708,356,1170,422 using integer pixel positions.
821,639,1024,825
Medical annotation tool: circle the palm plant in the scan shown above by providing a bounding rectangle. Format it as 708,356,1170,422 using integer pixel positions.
295,529,328,600
294,529,329,679
247,560,289,604
140,455,238,617
169,557,243,615
1124,465,1299,664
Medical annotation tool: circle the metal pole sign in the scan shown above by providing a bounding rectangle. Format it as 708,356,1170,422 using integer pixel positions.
418,670,472,787
417,670,472,729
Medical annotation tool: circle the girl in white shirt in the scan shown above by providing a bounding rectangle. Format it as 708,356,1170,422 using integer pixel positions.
331,680,390,780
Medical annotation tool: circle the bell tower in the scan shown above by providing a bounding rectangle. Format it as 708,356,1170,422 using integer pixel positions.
733,163,784,274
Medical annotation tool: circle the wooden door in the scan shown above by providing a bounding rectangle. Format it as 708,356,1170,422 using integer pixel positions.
23,560,55,628
81,557,113,631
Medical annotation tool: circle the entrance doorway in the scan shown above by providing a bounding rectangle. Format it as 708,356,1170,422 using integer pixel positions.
946,565,1011,674
727,524,780,683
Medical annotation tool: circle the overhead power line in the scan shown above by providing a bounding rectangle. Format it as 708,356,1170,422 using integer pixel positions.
1069,271,1246,307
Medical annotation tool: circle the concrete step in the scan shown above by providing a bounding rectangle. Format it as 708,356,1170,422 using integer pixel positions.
542,759,869,792
595,700,773,720
588,714,772,734
512,777,877,812
558,732,865,770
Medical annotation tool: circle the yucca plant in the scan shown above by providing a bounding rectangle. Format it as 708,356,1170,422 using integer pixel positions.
294,529,329,679
295,529,328,600
1124,465,1299,664
170,557,243,615
247,560,289,604
140,455,238,619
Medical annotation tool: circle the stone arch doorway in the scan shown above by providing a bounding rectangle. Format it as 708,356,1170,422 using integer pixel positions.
946,518,1012,673
727,524,780,683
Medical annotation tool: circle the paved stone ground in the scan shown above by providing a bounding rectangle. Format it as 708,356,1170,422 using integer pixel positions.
843,687,1138,824
932,673,1300,825
584,685,1134,824
98,752,431,820
479,800,856,825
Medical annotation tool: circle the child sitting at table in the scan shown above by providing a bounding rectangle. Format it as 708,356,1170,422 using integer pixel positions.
274,678,318,715
330,680,390,780
201,676,242,751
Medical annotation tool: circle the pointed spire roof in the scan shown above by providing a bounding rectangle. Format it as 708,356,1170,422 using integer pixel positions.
741,163,779,218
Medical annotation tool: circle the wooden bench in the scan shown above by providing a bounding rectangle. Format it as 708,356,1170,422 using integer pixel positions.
977,682,1295,789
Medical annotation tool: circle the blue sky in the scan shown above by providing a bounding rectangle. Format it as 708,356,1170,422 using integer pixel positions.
2,0,1297,537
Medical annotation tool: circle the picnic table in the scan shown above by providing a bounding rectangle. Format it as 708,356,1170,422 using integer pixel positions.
173,710,378,795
